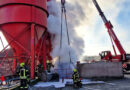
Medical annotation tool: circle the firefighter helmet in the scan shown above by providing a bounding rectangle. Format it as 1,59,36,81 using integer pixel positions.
20,62,25,67
47,60,50,63
73,69,77,72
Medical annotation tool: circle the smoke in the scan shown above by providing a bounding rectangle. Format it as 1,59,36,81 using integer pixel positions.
47,0,78,77
47,0,85,60
47,0,83,77
64,0,127,57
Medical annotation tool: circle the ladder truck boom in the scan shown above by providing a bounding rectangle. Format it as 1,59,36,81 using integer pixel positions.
92,0,126,55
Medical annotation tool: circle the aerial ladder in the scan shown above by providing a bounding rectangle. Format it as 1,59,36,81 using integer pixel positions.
92,0,130,71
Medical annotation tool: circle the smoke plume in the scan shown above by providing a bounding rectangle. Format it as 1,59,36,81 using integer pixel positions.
47,0,84,77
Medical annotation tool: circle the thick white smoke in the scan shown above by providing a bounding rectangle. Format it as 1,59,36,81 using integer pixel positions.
47,0,80,77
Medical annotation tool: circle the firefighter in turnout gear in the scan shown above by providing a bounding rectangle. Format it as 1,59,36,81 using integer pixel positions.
72,69,82,88
46,60,54,73
19,62,30,90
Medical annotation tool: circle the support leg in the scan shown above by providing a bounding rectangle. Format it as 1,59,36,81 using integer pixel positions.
31,24,35,79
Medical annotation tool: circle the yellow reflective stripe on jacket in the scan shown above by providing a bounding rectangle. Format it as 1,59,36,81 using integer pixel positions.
20,68,27,79
73,73,80,82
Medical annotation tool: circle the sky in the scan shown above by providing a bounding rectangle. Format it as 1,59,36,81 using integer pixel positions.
0,0,130,59
62,0,130,57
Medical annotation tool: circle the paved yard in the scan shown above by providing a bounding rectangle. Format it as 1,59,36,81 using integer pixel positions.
31,75,130,90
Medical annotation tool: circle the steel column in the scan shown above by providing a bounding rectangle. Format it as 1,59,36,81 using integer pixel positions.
31,24,35,79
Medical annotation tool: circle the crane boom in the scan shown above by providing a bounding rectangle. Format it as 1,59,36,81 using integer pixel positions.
92,0,126,55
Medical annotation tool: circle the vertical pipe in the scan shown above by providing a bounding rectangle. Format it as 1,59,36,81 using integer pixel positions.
31,24,35,79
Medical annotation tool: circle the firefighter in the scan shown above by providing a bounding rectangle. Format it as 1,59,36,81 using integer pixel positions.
72,69,82,88
46,60,54,73
19,62,30,90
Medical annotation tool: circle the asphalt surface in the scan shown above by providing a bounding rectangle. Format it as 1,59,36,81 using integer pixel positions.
31,75,130,90
64,75,130,90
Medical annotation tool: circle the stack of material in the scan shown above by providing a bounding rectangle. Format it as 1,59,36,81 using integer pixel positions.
78,61,123,78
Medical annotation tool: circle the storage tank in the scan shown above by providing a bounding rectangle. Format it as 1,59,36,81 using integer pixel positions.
0,0,48,62
0,0,49,78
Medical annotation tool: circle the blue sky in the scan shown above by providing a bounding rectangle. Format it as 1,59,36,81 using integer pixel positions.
115,0,130,53
117,1,130,33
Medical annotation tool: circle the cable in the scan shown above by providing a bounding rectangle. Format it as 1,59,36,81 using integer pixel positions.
63,8,72,64
60,2,76,68
59,6,64,65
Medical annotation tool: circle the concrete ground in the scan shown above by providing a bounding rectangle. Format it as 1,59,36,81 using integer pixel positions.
31,75,130,90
